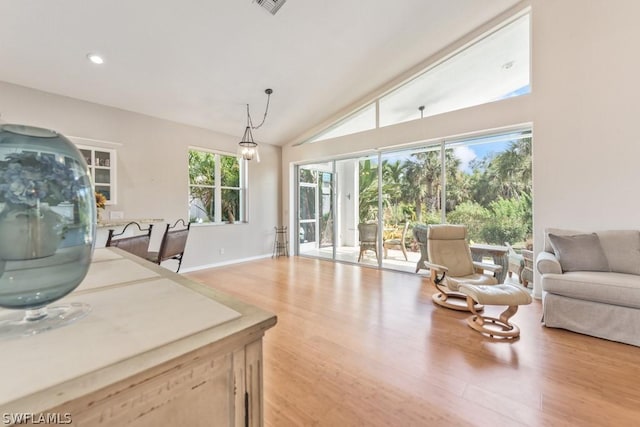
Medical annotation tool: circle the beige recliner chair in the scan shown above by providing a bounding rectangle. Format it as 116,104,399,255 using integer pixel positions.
425,224,532,339
424,224,501,311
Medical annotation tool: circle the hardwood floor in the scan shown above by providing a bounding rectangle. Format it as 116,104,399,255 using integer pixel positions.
187,257,640,426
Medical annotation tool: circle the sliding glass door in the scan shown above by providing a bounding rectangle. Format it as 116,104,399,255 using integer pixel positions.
352,155,380,266
294,129,532,276
296,155,378,265
379,144,442,272
297,163,335,259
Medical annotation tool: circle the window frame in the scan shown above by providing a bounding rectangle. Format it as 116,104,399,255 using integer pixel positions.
188,147,246,224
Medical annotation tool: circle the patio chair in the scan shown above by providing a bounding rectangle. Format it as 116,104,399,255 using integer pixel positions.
357,223,379,262
520,249,534,288
383,222,410,260
413,224,429,273
506,242,525,284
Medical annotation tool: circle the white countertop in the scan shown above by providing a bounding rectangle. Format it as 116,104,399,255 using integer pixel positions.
97,218,164,228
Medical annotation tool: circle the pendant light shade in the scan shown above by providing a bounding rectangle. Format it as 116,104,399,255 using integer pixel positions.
238,126,259,161
238,89,273,163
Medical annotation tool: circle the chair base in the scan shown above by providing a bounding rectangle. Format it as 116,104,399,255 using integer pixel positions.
457,284,532,339
466,312,520,339
432,290,483,312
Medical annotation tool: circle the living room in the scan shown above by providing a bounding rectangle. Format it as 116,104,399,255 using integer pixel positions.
1,0,639,425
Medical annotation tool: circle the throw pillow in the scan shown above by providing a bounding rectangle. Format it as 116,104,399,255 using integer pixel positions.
596,230,640,275
544,227,583,253
548,233,611,273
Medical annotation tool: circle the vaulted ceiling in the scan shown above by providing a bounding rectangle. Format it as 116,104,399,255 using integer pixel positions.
0,0,521,145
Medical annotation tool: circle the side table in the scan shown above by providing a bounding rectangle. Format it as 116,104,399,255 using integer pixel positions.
470,243,509,283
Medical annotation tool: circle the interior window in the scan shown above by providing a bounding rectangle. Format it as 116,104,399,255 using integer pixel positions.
188,149,244,223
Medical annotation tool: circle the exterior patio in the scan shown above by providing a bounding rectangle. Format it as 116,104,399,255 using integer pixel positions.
300,244,527,288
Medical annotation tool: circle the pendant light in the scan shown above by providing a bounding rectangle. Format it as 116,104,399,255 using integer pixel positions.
238,88,273,162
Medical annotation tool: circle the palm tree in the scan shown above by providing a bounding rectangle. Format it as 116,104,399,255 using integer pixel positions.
359,159,379,222
403,149,463,221
382,160,405,224
467,137,531,207
403,159,426,221
442,151,467,212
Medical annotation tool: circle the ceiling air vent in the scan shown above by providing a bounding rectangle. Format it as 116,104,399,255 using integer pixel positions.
254,0,286,15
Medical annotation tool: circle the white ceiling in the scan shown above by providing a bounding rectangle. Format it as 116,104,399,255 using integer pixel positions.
0,0,521,146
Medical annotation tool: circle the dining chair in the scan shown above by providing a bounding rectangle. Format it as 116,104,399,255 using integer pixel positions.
146,219,191,272
106,222,154,259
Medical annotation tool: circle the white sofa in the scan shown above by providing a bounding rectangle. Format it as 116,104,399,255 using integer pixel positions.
536,228,640,346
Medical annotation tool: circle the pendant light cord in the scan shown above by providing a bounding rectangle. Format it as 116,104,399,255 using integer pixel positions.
248,89,272,130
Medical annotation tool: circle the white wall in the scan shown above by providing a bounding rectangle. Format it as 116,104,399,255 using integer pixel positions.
283,0,640,299
0,81,280,271
531,0,640,295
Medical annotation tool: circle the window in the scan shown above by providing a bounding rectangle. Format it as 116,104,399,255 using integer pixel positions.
188,149,245,223
445,131,532,245
379,14,530,127
307,103,376,143
302,12,530,143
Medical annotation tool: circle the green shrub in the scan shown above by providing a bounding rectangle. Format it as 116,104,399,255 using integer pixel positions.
480,197,529,244
446,201,491,242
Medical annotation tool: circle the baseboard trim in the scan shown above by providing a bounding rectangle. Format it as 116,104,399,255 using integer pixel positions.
180,253,273,273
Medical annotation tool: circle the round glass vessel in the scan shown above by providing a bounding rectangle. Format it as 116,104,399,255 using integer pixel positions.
0,124,95,337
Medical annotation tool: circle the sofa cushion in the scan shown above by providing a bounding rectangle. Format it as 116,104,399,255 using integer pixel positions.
596,230,640,275
548,233,610,272
544,227,582,253
542,271,640,309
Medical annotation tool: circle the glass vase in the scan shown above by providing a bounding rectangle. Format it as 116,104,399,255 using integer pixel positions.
0,124,96,338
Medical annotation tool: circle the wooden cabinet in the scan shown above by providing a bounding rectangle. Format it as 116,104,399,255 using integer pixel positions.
48,337,265,426
0,248,276,426
77,145,117,204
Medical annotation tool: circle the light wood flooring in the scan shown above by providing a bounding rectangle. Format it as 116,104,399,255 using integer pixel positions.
187,256,640,427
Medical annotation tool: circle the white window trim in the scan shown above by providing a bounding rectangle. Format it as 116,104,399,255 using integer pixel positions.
188,147,246,224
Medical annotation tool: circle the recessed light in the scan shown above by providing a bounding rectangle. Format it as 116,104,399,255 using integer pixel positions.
87,53,104,65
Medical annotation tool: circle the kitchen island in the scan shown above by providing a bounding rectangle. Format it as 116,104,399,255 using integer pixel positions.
0,248,276,426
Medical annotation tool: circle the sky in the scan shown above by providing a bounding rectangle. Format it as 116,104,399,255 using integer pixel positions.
382,139,511,174
455,140,510,173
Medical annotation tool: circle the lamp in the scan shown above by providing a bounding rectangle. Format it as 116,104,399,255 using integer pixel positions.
238,88,273,162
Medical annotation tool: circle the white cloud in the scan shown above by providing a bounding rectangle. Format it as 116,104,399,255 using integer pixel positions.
453,146,476,172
